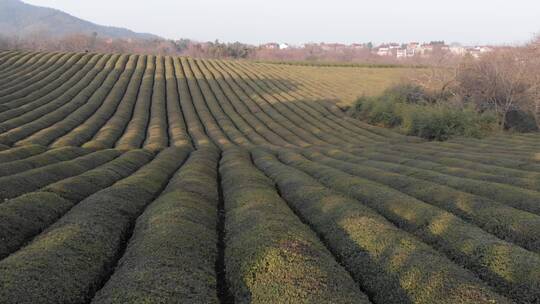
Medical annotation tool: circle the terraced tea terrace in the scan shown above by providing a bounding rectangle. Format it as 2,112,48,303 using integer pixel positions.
0,50,539,304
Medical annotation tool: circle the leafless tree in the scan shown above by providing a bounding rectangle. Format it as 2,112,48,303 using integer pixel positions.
456,47,539,129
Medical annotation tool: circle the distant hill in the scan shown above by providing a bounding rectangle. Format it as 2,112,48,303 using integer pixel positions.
0,0,161,40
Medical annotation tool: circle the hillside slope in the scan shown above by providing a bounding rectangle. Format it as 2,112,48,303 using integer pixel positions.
0,0,159,39
0,50,539,304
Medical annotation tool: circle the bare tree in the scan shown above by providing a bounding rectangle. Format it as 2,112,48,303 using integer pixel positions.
408,52,460,101
456,48,539,129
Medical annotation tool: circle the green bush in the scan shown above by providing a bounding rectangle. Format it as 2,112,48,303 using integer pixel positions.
0,144,47,163
0,146,88,177
382,83,428,104
353,96,402,127
308,148,540,253
93,148,219,304
221,148,367,303
0,149,121,200
0,149,154,261
352,84,499,141
278,150,540,304
253,148,511,304
0,146,191,304
504,109,539,132
400,104,498,140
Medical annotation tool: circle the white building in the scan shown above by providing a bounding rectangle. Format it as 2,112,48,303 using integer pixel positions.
396,48,407,59
376,47,391,56
279,43,290,50
451,47,466,56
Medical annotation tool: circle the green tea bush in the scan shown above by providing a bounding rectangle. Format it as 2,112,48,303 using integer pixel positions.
0,149,120,200
43,149,154,201
173,57,215,148
143,56,169,151
0,54,117,146
0,52,87,110
309,148,540,253
253,148,511,304
0,53,100,125
0,52,58,93
18,54,130,146
83,55,149,150
0,192,72,259
51,55,143,148
0,144,47,163
348,145,540,192
0,146,88,177
221,147,368,303
0,149,154,260
164,56,192,147
279,150,540,304
116,56,156,150
93,147,218,304
0,146,191,304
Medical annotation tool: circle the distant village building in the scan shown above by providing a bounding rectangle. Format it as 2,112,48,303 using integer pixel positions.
371,40,493,59
376,46,392,56
351,43,366,49
260,42,291,50
279,43,290,50
406,42,421,57
450,44,467,56
261,40,493,59
262,43,280,49
468,46,493,58
396,48,407,59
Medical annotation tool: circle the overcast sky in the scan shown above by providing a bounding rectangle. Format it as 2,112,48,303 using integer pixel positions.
23,0,540,45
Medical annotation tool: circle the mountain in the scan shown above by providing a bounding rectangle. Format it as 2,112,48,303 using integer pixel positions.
0,0,161,40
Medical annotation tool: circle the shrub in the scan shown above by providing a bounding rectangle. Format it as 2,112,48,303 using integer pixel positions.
381,83,428,104
252,148,511,304
353,96,402,127
0,149,154,260
0,144,47,164
0,192,72,259
0,149,121,200
352,85,499,140
278,150,540,304
0,146,88,177
18,54,130,147
504,109,539,132
51,54,143,148
43,149,154,201
400,104,498,140
93,148,218,304
308,148,540,253
221,148,368,303
0,146,191,304
116,55,156,150
0,54,118,146
83,55,149,150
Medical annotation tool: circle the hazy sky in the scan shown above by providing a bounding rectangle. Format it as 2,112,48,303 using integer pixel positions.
23,0,540,45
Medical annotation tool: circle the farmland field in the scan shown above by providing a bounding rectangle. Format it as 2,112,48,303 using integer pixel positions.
0,50,539,304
